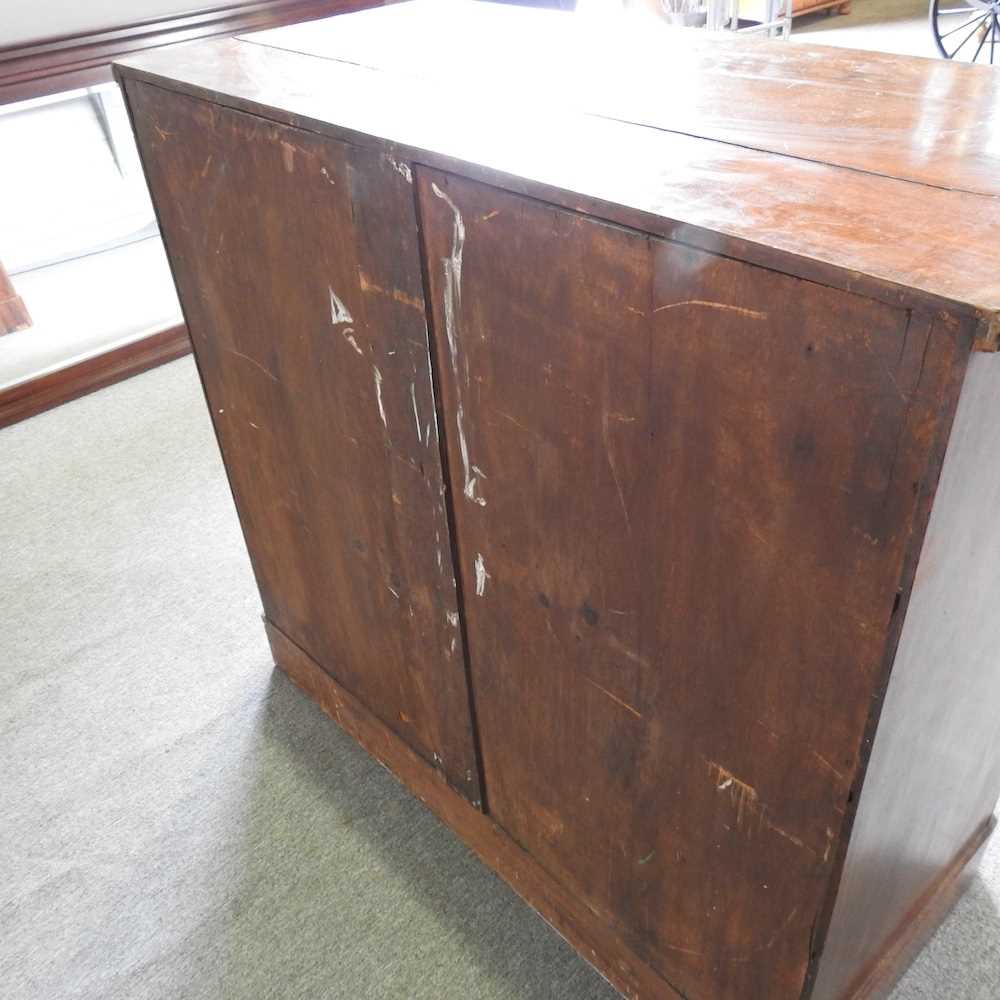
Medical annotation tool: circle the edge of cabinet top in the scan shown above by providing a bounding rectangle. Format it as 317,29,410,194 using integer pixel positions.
114,0,1000,346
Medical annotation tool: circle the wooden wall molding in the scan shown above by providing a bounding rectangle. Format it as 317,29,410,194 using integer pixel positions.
0,323,191,429
0,0,372,106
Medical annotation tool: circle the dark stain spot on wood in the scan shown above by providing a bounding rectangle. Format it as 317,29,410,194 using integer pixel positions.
351,538,366,554
793,429,816,462
538,592,551,608
581,601,599,626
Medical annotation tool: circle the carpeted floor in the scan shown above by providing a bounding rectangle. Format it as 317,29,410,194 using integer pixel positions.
2,357,999,999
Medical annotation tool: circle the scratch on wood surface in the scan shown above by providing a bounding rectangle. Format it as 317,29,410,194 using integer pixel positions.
660,904,801,965
709,761,763,834
495,408,533,435
329,287,354,325
320,166,336,185
200,154,213,178
585,677,642,719
373,366,387,428
342,329,363,355
811,749,849,784
386,584,400,600
446,611,459,628
153,125,174,142
474,552,490,596
654,300,767,321
410,383,422,441
226,348,278,383
280,140,296,173
432,181,486,508
480,210,500,221
358,270,423,310
765,820,809,852
606,632,650,669
602,408,631,531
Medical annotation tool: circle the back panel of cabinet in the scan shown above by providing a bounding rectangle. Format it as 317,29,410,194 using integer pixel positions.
125,83,481,803
416,168,955,999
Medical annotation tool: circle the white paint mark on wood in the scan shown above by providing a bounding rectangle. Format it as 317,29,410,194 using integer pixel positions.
474,552,490,596
329,287,354,325
410,382,422,441
385,154,412,183
373,366,387,428
342,328,363,355
446,611,459,628
432,181,487,507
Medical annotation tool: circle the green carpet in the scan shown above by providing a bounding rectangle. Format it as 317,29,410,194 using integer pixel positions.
2,357,998,999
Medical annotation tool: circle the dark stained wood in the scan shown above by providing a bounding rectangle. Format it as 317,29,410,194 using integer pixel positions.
112,33,1000,343
0,0,376,107
416,167,973,1000
0,322,190,430
116,8,1000,999
125,82,482,803
266,617,684,1000
0,259,31,335
813,351,1000,1000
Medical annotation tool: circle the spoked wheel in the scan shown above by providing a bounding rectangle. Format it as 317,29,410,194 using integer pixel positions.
931,0,1000,62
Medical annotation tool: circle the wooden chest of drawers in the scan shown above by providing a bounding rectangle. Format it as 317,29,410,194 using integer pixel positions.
116,4,1000,997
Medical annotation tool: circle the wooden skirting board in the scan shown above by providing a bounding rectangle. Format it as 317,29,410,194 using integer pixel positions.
0,323,191,429
0,0,375,107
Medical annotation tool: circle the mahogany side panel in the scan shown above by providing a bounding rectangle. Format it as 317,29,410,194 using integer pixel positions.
124,82,481,803
416,167,970,1000
812,351,1000,1000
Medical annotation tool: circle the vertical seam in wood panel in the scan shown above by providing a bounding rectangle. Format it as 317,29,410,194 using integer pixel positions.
410,163,490,815
799,311,974,1000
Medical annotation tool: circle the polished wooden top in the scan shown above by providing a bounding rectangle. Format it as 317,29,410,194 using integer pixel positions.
115,0,1000,343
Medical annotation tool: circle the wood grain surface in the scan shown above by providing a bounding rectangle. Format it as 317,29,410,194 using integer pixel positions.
112,28,1000,340
125,82,482,804
416,167,971,1000
247,0,1000,197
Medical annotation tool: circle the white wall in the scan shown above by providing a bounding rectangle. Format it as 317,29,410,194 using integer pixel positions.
2,0,223,48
